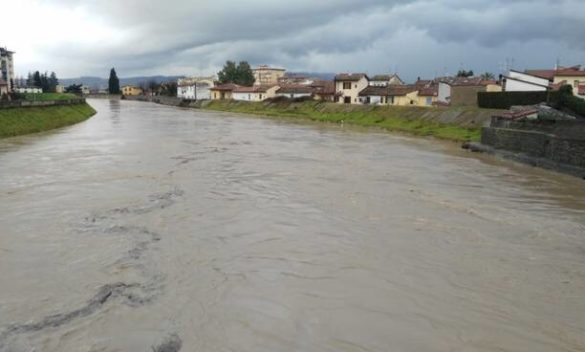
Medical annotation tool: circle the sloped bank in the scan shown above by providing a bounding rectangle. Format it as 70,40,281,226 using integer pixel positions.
0,102,96,138
201,100,504,142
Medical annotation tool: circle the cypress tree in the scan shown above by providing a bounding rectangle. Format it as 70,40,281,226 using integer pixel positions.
108,68,120,94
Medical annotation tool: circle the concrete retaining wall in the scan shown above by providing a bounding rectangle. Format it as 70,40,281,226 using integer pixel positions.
0,98,87,109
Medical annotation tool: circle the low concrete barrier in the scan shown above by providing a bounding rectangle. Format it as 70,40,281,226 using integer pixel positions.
0,98,87,109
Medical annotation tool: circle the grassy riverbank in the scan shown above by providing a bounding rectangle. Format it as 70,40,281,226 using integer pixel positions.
21,93,77,101
204,100,504,142
0,103,96,138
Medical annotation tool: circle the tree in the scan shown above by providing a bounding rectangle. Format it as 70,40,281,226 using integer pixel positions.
108,68,120,94
48,72,59,92
456,70,474,78
218,60,255,86
236,61,255,86
159,81,177,97
33,71,42,87
480,72,495,80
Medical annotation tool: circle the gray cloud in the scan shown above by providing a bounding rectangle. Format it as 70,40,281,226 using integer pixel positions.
13,0,585,80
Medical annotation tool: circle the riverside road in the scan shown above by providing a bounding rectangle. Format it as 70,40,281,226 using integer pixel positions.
1,99,584,351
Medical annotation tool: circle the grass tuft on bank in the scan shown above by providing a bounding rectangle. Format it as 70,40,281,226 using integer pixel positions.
0,103,96,138
204,100,502,142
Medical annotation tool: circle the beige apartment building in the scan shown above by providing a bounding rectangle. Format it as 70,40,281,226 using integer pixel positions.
1,47,15,92
253,65,286,86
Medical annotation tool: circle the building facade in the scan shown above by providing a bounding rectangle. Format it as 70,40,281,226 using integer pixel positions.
553,67,585,99
210,83,241,100
122,85,143,96
253,66,286,86
335,74,369,104
503,70,550,92
369,74,404,87
177,76,216,100
0,47,15,92
232,85,279,102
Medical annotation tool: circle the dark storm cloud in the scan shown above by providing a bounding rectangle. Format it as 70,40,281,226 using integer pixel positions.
30,0,585,79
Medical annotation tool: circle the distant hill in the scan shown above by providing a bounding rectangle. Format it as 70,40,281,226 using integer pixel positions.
60,75,184,89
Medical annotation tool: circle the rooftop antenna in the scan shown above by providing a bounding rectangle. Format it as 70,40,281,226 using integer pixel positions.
555,57,561,70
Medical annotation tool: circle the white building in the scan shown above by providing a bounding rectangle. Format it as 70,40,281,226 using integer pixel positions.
0,47,15,92
369,74,404,87
502,70,550,92
335,73,369,104
232,85,279,102
14,87,43,94
177,76,216,100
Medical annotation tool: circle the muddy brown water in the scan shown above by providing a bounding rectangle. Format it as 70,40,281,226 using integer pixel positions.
1,99,584,351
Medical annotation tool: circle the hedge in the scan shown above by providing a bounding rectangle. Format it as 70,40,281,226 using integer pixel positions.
477,91,560,109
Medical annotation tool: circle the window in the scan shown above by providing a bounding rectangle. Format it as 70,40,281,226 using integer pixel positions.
389,96,394,104
426,97,432,105
343,82,352,90
259,94,263,100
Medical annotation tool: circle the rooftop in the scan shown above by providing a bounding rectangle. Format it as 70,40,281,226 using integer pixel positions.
334,73,369,82
277,85,314,94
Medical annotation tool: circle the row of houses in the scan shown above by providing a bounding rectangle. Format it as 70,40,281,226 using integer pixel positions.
502,66,585,98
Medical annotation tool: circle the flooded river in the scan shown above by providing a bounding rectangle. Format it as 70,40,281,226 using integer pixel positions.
1,99,585,351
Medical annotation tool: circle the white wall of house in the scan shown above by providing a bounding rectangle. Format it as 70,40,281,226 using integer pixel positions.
509,71,550,86
504,78,547,92
438,82,451,103
359,95,387,105
14,87,43,94
369,81,387,87
275,92,312,99
178,84,212,100
336,77,369,104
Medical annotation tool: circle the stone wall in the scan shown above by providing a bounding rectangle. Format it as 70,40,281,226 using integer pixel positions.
481,118,585,170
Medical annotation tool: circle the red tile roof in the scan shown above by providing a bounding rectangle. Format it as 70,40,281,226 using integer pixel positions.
359,85,418,97
309,80,336,95
334,73,369,82
418,86,438,96
525,69,555,80
276,85,313,94
555,69,585,77
210,83,242,91
232,85,278,93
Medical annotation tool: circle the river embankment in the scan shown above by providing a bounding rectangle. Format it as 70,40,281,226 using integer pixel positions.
124,95,505,142
0,100,96,138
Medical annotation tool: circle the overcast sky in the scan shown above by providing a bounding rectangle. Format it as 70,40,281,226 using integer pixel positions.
2,0,585,81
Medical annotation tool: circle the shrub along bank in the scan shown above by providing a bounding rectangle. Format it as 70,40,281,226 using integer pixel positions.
0,103,96,138
203,99,504,142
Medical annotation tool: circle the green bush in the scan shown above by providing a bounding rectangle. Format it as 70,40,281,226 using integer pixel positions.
557,85,585,119
478,91,560,109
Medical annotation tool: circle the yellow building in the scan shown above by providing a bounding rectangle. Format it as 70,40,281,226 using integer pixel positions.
553,67,585,98
253,65,286,86
122,85,143,96
210,83,241,100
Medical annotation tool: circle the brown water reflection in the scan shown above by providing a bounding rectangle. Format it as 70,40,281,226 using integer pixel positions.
0,99,584,351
